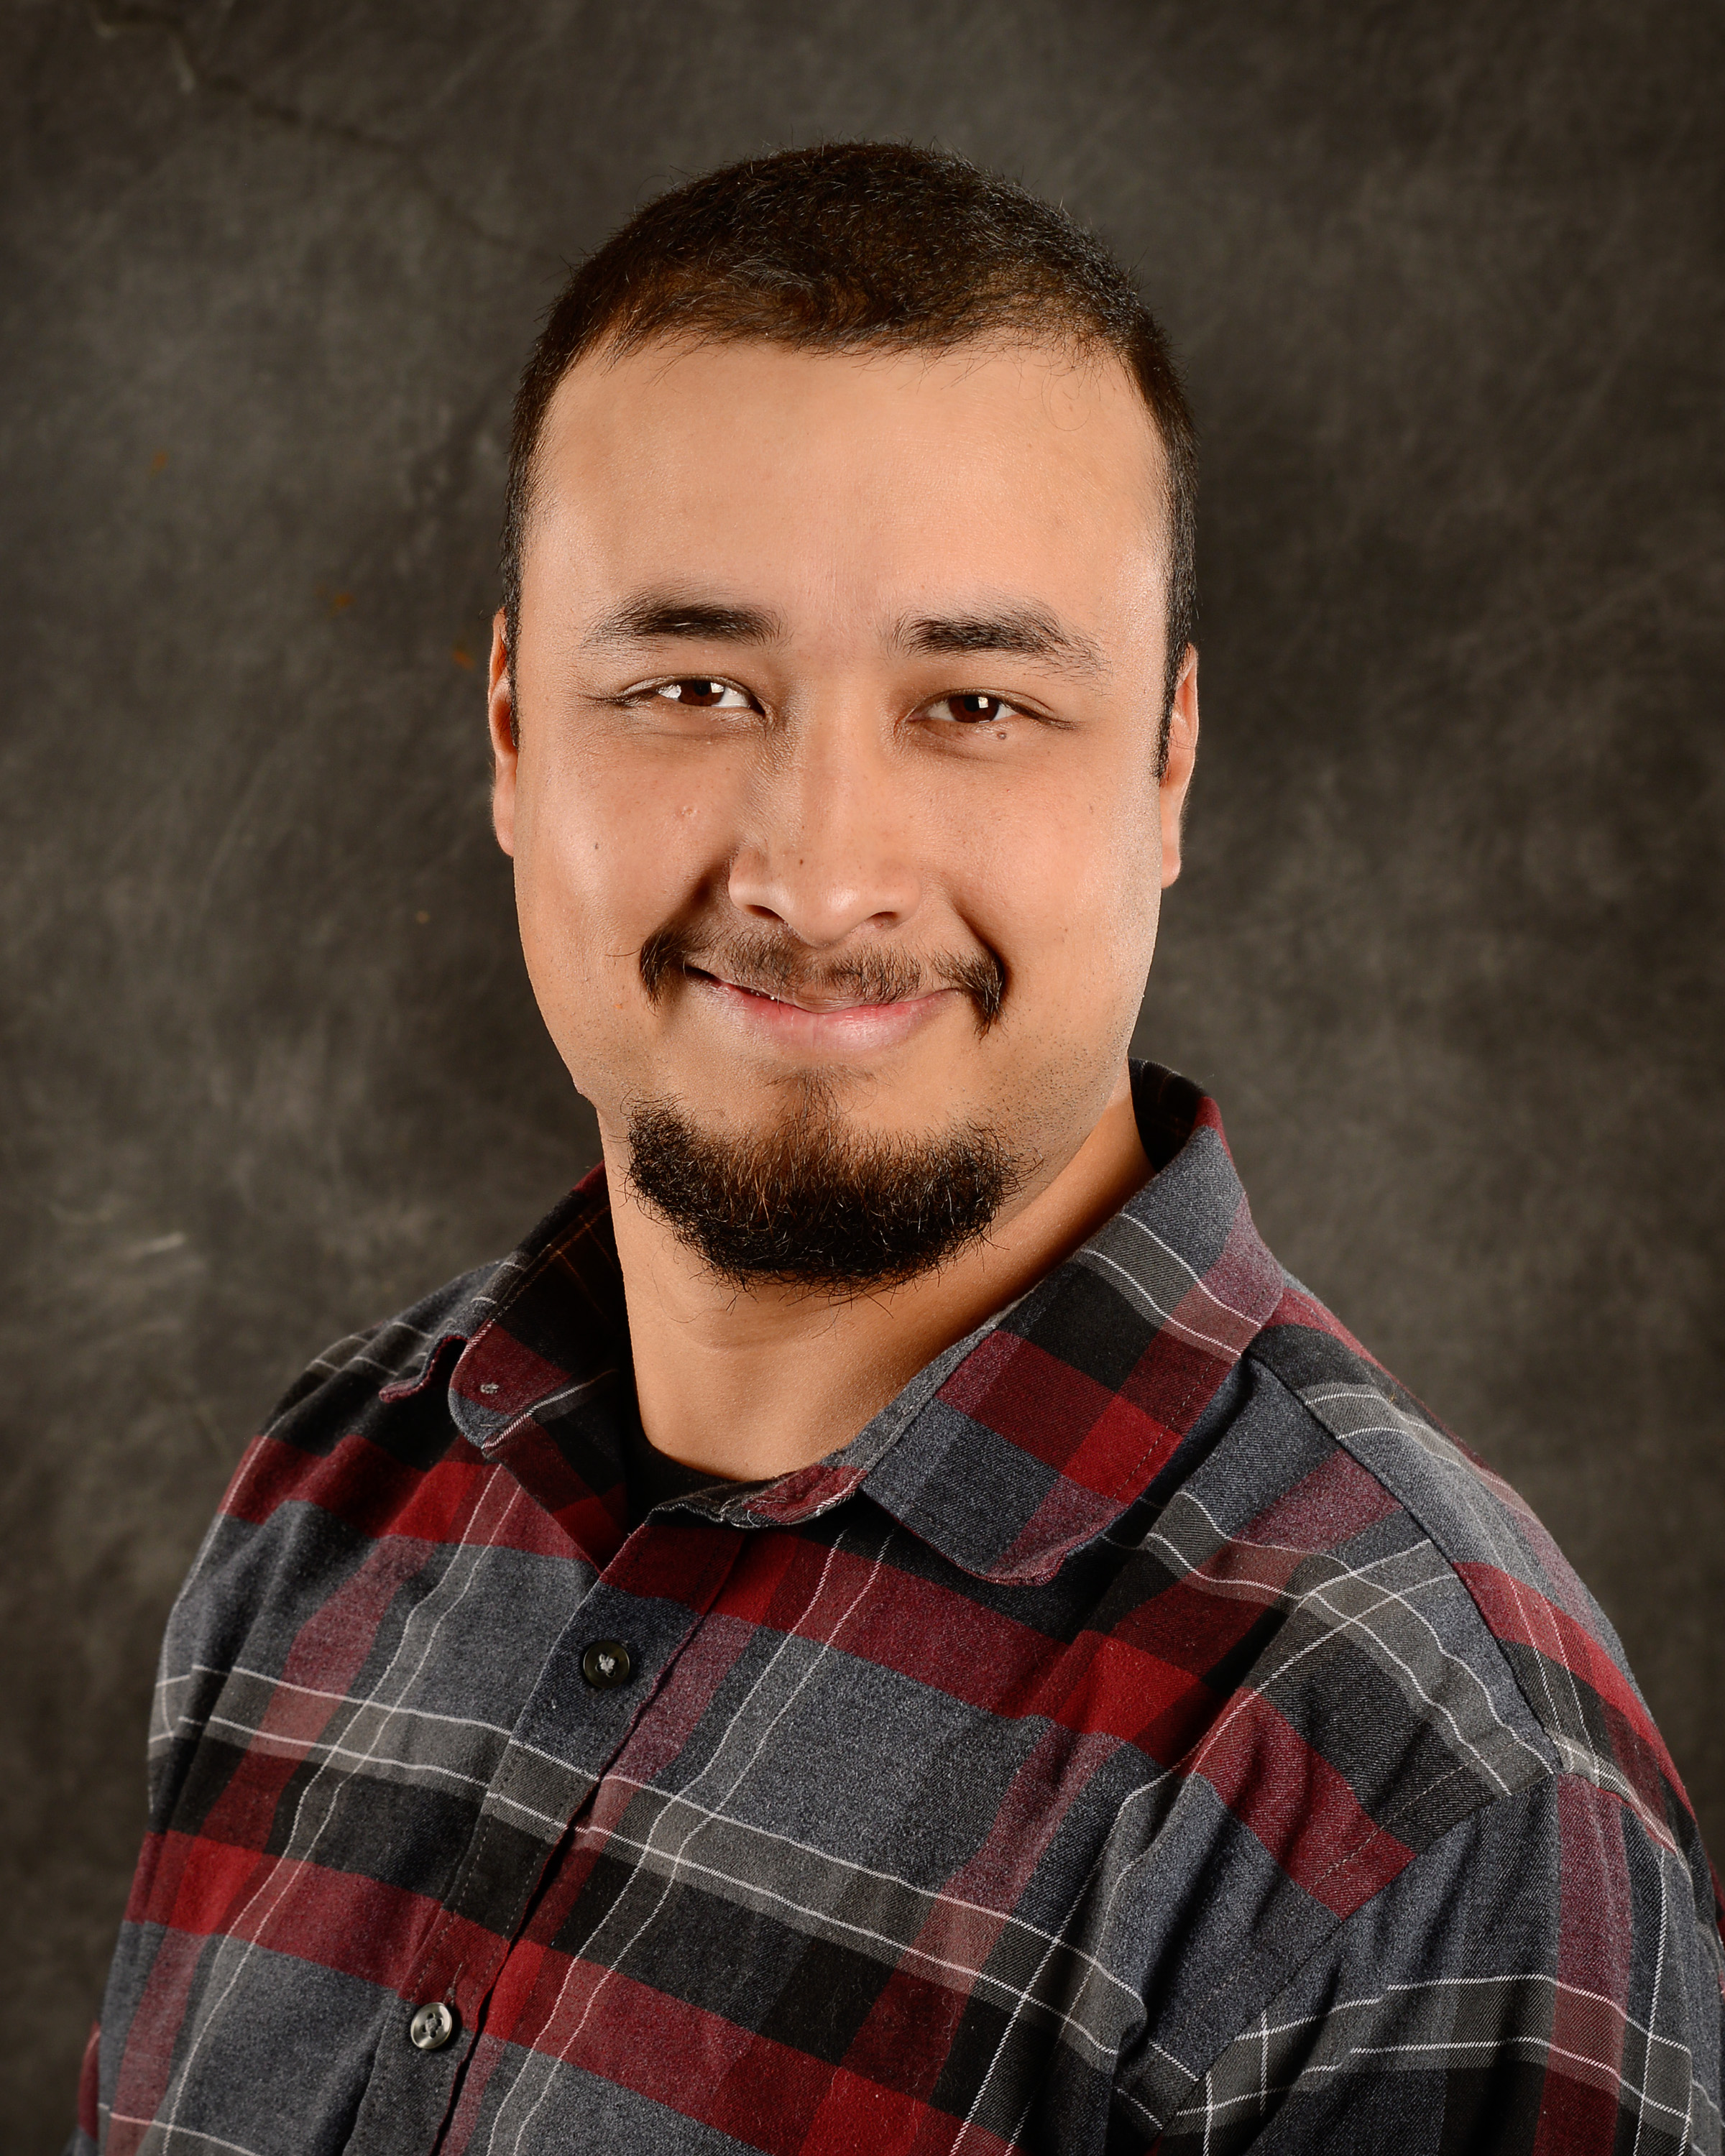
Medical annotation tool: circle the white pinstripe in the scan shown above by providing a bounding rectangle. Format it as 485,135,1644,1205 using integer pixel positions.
155,1469,536,2145
484,1524,896,2156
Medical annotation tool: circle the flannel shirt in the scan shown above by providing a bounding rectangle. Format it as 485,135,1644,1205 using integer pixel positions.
72,1064,1725,2155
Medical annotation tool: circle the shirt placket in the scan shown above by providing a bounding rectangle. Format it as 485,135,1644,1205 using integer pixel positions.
340,1508,748,2154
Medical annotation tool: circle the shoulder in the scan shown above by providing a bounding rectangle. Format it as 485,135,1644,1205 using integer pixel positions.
247,1174,610,1463
259,1259,496,1440
259,1253,506,1455
1138,1765,1725,2153
1246,1279,1714,1897
144,1196,604,1808
1110,1275,1724,2139
155,1250,506,1636
159,1181,607,1641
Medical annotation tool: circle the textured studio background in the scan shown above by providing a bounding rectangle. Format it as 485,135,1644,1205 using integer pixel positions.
4,0,1723,2139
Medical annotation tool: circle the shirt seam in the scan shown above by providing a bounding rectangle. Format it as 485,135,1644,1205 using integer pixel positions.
1246,1345,1570,1786
1113,1352,1565,2115
1118,1769,1660,2140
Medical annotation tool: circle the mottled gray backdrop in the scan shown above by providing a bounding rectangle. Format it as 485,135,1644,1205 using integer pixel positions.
4,0,1721,2140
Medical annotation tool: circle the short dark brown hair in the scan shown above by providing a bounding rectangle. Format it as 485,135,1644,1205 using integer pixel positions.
502,142,1197,744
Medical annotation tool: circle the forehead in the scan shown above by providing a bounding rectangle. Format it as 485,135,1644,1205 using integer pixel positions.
523,336,1170,636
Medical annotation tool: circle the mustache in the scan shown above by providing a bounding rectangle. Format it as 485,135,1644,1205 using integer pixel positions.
638,923,1006,1031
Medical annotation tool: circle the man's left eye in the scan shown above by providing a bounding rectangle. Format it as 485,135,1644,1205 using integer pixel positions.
651,679,752,709
932,694,1017,724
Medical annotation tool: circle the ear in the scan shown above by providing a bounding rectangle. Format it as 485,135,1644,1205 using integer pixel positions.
487,609,518,858
1158,645,1199,888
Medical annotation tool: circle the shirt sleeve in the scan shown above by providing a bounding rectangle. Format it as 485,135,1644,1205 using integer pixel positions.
62,2018,100,2154
1121,1772,1725,2155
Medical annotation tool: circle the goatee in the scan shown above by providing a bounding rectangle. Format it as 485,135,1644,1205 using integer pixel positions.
625,1086,1028,1294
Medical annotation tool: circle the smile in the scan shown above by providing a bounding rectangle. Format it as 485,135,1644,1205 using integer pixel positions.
686,967,956,1053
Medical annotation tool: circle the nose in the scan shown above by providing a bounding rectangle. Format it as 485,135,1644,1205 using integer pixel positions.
727,715,921,947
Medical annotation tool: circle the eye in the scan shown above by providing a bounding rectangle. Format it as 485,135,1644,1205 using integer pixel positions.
647,678,754,710
926,692,1021,726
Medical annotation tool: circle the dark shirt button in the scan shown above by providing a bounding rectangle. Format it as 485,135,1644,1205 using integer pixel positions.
408,2000,456,2052
581,1638,635,1689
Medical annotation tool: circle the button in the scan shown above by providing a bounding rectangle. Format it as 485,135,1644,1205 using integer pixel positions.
408,2000,456,2051
581,1638,634,1690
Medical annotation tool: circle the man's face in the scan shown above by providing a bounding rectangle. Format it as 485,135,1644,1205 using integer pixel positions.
491,334,1197,1249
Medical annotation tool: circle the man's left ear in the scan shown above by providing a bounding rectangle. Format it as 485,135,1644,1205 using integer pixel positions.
1159,645,1199,888
487,609,518,859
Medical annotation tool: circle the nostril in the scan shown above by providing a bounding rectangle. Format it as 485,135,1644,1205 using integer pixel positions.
727,837,921,948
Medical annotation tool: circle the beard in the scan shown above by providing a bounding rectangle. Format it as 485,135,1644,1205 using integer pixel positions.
624,922,1026,1293
625,1084,1028,1294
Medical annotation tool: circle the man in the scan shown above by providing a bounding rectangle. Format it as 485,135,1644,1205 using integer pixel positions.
73,143,1721,2155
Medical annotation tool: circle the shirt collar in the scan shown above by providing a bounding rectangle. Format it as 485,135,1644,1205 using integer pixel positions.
418,1063,1284,1585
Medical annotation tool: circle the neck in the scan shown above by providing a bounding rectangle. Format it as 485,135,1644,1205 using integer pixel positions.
603,1063,1150,1480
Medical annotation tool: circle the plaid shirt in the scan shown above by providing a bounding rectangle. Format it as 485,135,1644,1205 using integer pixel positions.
72,1064,1724,2155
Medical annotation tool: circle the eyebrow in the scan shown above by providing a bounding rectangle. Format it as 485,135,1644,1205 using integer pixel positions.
893,605,1106,680
583,593,787,650
581,590,1106,680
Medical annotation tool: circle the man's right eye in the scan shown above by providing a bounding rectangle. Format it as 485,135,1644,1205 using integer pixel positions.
648,678,753,710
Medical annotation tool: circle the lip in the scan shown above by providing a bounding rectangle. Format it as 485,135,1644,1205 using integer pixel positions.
689,969,957,1055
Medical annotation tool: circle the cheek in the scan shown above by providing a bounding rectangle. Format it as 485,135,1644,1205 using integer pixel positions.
512,751,715,1001
962,776,1163,1015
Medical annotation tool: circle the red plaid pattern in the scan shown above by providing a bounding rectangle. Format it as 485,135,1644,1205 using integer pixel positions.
70,1066,1724,2153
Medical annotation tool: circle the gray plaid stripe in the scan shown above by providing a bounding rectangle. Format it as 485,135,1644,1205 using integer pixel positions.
1300,1379,1688,1843
576,1776,1146,2058
1141,1485,1550,1797
1168,1968,1717,2146
75,1075,1723,2156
